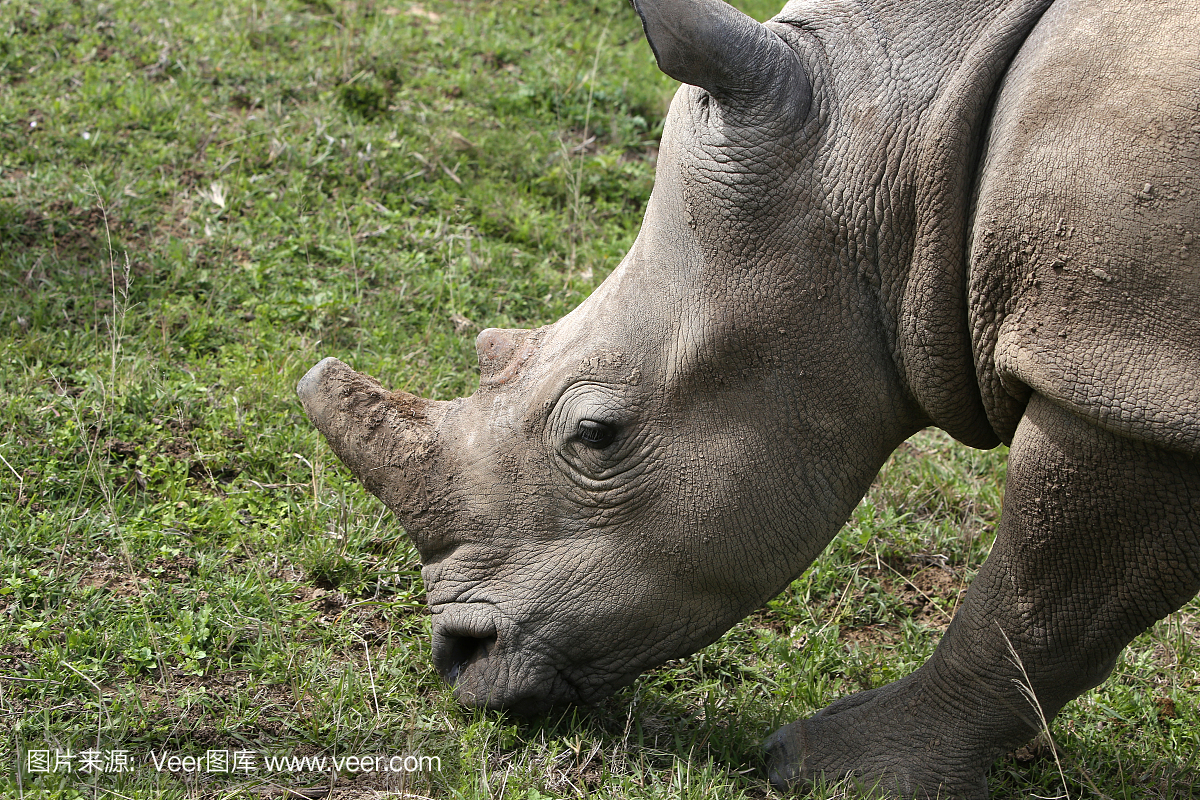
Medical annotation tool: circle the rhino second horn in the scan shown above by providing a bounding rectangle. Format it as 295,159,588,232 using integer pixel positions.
297,357,448,516
476,328,534,386
632,0,810,113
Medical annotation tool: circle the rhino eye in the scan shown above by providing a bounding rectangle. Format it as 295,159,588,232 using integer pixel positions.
576,420,616,449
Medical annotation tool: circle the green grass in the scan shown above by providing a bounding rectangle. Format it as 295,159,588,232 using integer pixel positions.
1,0,1197,797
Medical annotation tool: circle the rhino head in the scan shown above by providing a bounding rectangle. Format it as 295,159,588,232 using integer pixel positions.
298,0,1007,713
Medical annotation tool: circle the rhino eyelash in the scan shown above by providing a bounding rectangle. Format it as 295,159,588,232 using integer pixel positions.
576,420,617,449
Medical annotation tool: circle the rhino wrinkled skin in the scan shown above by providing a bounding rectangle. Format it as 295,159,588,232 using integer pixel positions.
298,0,1200,796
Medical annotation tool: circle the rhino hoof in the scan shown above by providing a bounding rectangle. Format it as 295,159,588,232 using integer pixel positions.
762,712,988,799
763,720,809,791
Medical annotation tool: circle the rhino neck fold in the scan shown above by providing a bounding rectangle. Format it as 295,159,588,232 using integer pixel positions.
780,0,1053,448
898,0,1054,449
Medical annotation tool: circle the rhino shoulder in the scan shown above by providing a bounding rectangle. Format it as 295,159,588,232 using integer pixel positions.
968,0,1200,454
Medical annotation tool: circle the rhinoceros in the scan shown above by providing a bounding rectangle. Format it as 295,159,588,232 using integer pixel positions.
297,0,1200,796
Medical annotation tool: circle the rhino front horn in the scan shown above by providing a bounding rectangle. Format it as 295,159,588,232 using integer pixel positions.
297,357,450,518
632,0,810,114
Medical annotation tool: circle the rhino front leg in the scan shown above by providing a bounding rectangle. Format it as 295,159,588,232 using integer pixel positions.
766,393,1200,798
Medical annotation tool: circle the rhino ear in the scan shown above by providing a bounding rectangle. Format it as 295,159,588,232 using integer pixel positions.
631,0,809,108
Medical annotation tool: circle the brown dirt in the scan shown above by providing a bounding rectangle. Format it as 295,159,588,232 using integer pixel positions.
6,201,127,264
106,439,139,459
147,553,199,582
1008,731,1060,765
840,625,903,648
384,390,429,420
294,585,349,613
745,611,787,635
78,563,149,598
854,559,969,634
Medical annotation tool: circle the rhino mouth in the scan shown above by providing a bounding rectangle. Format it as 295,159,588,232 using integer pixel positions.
429,604,599,713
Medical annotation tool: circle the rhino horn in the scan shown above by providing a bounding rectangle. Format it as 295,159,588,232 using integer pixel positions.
475,327,535,386
632,0,809,109
297,357,449,518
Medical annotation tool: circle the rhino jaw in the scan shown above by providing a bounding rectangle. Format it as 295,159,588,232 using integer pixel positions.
297,357,450,519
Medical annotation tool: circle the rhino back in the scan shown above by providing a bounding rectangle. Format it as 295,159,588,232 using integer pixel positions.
968,0,1200,453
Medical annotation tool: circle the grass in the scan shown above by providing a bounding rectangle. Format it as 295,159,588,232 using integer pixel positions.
1,0,1197,797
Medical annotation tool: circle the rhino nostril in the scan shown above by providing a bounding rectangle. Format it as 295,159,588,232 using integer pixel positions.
435,632,496,685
